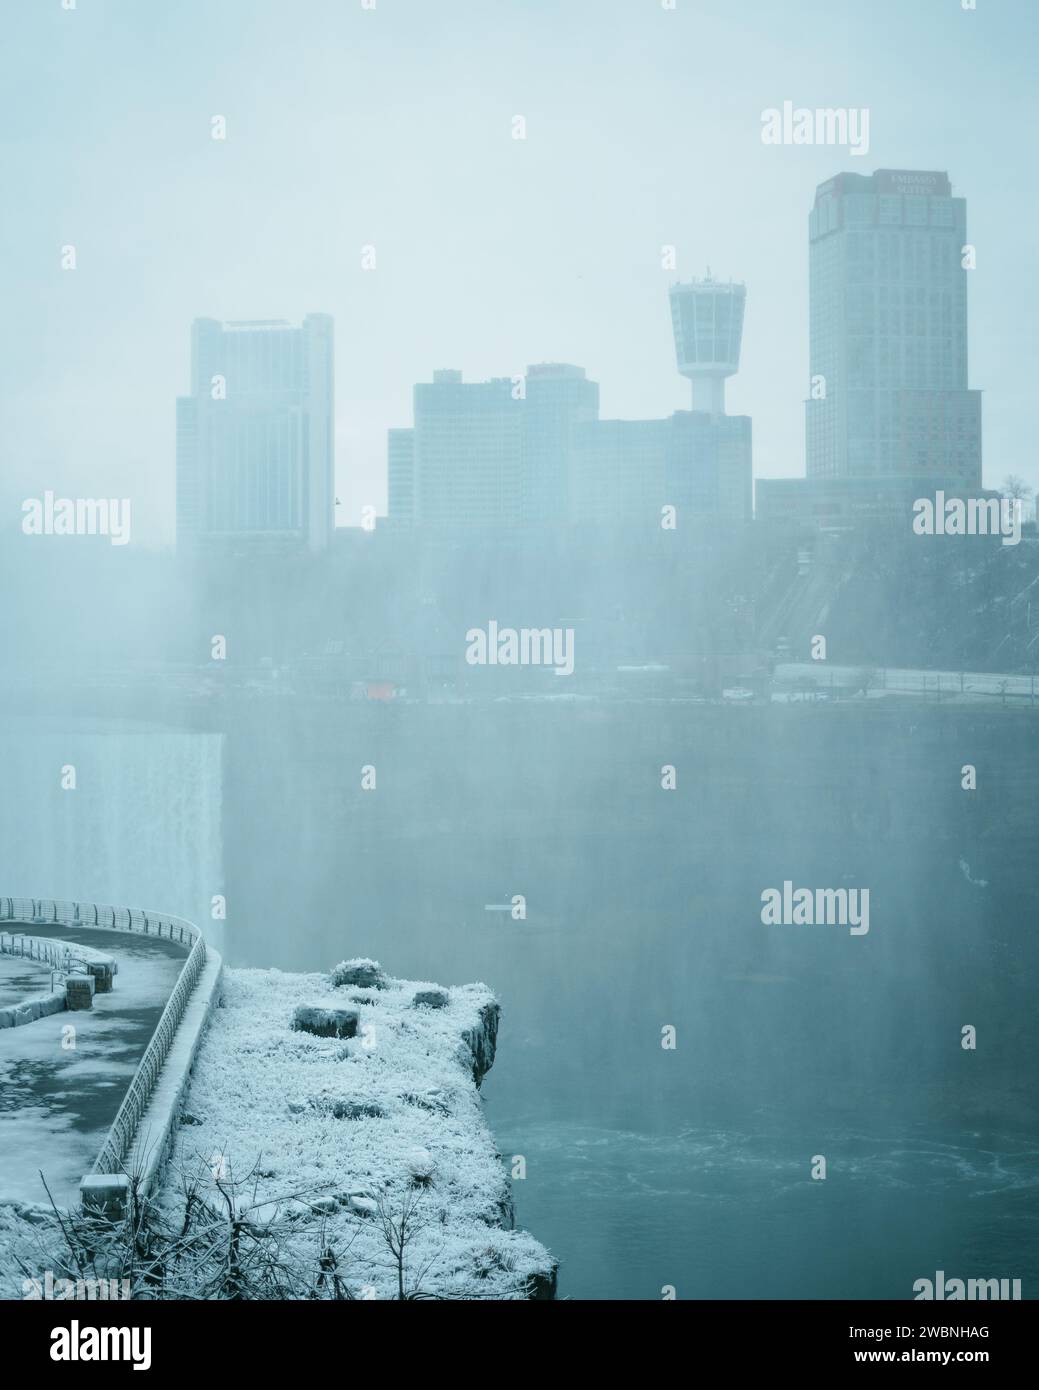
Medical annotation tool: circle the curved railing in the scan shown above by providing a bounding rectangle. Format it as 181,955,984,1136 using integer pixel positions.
91,929,208,1175
0,896,201,951
0,895,208,1177
0,931,73,972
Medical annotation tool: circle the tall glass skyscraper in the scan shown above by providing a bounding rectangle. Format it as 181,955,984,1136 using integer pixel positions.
805,170,981,487
176,315,334,552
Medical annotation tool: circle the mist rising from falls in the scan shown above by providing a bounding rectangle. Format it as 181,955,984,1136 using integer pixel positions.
0,720,223,951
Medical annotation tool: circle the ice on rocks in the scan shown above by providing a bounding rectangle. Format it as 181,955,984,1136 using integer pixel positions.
154,962,555,1299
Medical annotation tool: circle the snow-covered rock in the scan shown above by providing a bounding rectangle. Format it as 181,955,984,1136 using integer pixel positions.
329,958,386,990
291,1004,359,1039
155,962,555,1300
461,1001,500,1088
413,988,449,1010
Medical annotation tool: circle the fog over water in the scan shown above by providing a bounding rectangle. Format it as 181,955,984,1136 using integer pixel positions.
0,723,223,953
2,0,1038,1308
3,641,1037,1296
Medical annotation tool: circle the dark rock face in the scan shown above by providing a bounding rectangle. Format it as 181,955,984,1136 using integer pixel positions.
292,1005,359,1039
461,1001,500,1088
526,1267,558,1301
413,988,449,1009
496,1189,516,1229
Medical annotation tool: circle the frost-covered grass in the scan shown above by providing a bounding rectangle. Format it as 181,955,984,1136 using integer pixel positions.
148,960,554,1299
0,960,555,1300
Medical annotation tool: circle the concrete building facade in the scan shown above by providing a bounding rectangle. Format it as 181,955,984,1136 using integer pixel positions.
176,315,334,552
805,169,980,488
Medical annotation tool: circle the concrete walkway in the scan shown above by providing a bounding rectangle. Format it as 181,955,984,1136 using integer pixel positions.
0,955,53,1010
0,924,185,1208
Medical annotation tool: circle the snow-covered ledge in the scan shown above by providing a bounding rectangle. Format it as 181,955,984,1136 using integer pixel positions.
116,946,225,1198
157,958,557,1300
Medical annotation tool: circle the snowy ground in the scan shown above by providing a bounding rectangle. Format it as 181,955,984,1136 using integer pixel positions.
0,957,555,1299
152,962,555,1299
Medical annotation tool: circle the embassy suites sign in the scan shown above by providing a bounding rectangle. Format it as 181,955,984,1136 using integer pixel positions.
815,170,952,202
876,169,951,197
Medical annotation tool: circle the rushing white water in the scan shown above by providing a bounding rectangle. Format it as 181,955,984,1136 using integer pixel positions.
0,719,224,952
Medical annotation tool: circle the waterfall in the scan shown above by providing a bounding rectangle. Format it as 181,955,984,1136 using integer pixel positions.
0,720,224,952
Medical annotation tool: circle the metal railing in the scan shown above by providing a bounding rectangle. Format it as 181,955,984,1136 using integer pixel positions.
0,895,207,1176
772,663,1039,707
0,896,201,950
0,931,114,976
91,929,208,1175
0,931,73,972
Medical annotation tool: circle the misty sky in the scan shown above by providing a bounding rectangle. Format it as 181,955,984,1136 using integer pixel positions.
1,0,1035,545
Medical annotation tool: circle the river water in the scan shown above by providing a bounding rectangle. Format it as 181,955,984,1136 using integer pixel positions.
2,702,1036,1298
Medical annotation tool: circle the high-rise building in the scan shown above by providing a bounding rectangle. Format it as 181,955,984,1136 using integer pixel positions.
805,169,981,486
522,363,599,523
572,418,669,525
667,409,753,521
408,369,523,527
176,315,334,552
568,411,753,527
389,366,594,529
387,428,415,529
387,285,753,531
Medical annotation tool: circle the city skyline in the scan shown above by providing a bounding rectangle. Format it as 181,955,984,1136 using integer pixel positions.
806,168,980,487
1,0,1035,547
5,159,1011,547
3,0,1039,1327
175,164,985,543
386,276,751,531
